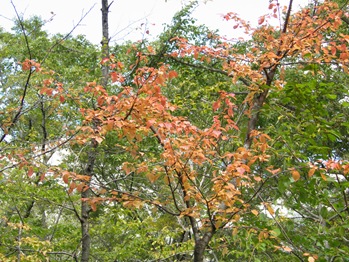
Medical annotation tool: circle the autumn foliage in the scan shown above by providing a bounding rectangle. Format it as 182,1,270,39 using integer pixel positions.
1,0,349,261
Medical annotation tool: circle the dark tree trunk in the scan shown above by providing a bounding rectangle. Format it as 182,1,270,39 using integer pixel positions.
193,231,214,262
80,190,91,262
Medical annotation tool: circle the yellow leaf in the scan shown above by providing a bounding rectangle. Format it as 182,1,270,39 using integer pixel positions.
95,136,104,144
321,173,327,181
163,175,171,185
308,168,316,177
232,227,238,236
251,209,259,216
266,203,274,215
258,231,264,241
267,168,281,175
146,173,159,183
308,257,315,262
283,246,292,252
99,188,107,194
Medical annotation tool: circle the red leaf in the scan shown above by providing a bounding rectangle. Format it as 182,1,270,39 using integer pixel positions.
90,201,97,211
213,100,221,111
101,57,109,64
62,173,69,184
168,70,178,79
110,71,124,83
40,173,46,181
59,95,65,103
28,167,34,177
211,130,221,138
258,16,265,25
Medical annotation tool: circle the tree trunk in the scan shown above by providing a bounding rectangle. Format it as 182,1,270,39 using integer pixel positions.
101,0,110,87
80,2,110,261
80,142,97,262
193,231,214,262
80,195,91,262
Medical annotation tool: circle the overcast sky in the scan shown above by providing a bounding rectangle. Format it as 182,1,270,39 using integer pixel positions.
1,0,308,45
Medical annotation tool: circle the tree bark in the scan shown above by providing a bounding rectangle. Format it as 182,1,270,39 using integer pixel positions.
80,143,96,262
101,0,110,87
80,197,91,262
193,231,214,262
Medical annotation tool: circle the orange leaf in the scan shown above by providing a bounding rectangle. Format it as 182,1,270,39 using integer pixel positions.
232,227,238,236
292,170,300,181
147,45,154,53
283,246,292,252
90,202,97,212
68,182,76,194
267,168,281,175
110,72,118,83
22,60,31,70
340,52,349,60
62,173,69,184
168,70,178,79
213,100,221,111
321,173,327,181
308,168,316,177
39,173,46,181
99,188,107,194
95,136,104,144
258,16,265,25
146,173,159,183
76,183,85,192
211,130,221,138
100,57,109,64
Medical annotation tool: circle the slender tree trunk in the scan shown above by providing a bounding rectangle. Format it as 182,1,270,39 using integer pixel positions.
80,2,110,261
101,0,110,87
80,190,91,262
80,142,96,262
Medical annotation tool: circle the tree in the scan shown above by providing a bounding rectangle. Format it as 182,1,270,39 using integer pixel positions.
1,0,349,261
0,7,99,261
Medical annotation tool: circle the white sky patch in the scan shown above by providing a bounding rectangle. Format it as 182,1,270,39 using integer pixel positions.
47,148,70,166
2,0,309,45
